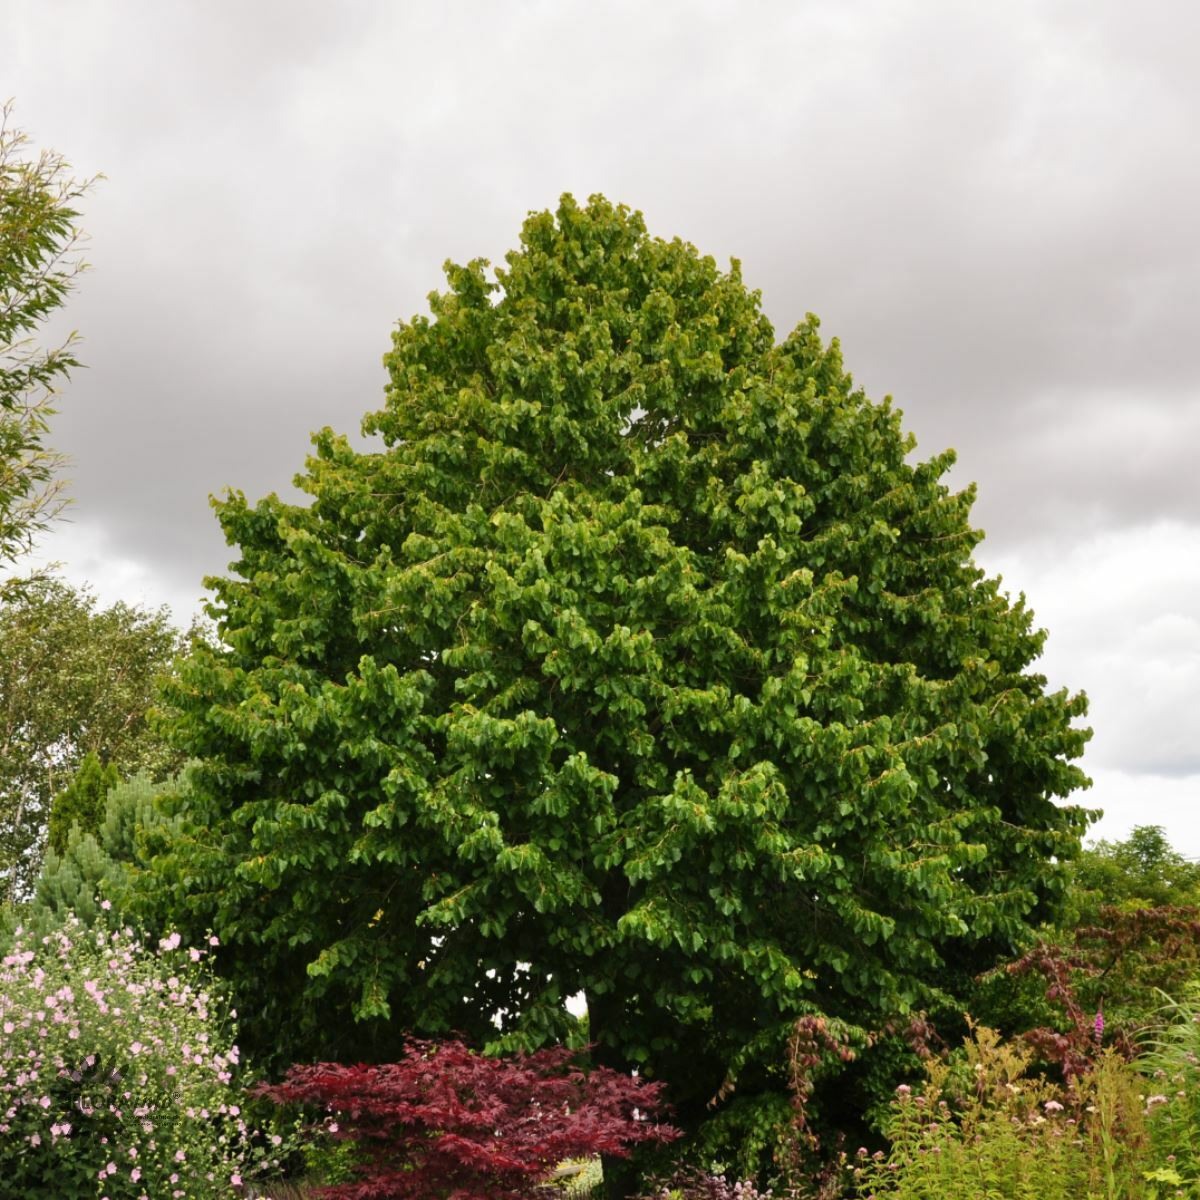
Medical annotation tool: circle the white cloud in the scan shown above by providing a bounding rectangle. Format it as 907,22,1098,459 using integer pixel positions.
978,520,1200,848
10,517,209,628
1079,766,1200,857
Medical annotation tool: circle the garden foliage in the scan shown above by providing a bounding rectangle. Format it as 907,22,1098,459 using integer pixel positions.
21,772,184,940
150,194,1091,1153
1139,981,1200,1196
852,1025,1149,1200
636,1166,776,1200
955,832,1200,1133
255,1038,678,1200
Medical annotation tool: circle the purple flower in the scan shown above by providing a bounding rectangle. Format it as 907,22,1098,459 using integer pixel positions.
1093,1010,1104,1043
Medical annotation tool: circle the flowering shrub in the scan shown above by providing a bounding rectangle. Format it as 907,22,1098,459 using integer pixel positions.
0,916,283,1199
255,1038,679,1200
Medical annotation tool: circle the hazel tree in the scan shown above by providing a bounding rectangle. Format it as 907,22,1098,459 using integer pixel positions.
154,195,1090,1149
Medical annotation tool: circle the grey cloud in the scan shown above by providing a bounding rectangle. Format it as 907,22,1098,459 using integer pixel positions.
980,520,1200,783
5,0,1199,597
6,0,1199,838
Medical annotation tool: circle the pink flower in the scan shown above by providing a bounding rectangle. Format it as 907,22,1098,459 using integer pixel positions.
100,900,112,911
1094,1010,1104,1043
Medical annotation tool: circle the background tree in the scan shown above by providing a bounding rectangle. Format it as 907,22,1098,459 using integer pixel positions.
0,573,189,900
0,771,185,944
152,196,1091,1189
1068,825,1200,919
45,749,118,855
0,101,94,564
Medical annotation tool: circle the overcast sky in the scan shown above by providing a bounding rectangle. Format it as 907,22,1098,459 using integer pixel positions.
5,0,1198,852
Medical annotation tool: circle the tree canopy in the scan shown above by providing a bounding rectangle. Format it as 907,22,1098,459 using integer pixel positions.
0,573,188,900
153,195,1091,1152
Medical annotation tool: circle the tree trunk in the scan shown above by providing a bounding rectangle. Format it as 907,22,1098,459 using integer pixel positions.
587,987,639,1200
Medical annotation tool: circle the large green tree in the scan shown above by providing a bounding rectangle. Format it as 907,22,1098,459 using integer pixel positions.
0,103,93,565
0,574,188,899
154,196,1090,1164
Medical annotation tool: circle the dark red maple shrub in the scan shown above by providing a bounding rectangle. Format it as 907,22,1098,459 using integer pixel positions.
254,1038,679,1199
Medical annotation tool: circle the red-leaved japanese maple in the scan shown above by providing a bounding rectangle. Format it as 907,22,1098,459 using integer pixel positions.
255,1039,679,1199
